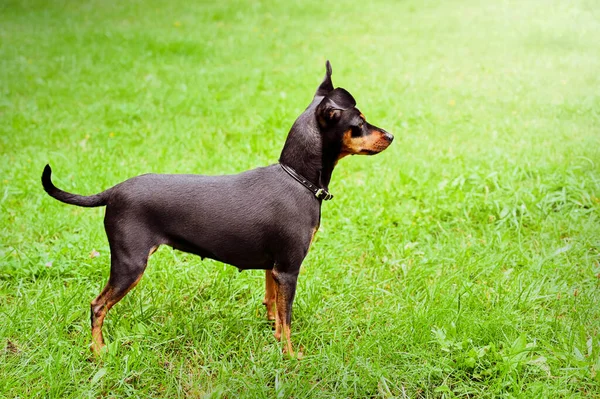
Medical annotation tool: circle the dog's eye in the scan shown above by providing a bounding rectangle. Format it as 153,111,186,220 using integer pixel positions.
358,121,364,128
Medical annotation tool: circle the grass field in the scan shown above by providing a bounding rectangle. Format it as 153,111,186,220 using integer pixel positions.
1,0,600,397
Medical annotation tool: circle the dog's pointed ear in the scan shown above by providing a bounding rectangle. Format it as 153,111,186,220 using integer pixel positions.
316,87,356,128
315,60,334,97
316,98,342,127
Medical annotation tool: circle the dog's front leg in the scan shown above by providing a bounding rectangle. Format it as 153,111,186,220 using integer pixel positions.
271,268,299,357
262,269,277,321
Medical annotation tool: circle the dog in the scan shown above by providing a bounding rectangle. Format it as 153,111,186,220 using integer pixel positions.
42,61,393,357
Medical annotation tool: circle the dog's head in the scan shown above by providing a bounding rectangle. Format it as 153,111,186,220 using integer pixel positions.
314,61,393,160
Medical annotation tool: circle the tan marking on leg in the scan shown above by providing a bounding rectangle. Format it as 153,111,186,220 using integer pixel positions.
90,285,113,355
91,312,107,355
263,270,276,321
274,280,282,341
282,324,293,355
89,262,147,356
275,284,295,357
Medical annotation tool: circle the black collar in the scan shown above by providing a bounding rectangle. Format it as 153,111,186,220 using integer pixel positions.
279,163,333,201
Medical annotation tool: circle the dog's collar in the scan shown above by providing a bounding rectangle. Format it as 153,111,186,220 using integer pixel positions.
279,163,333,201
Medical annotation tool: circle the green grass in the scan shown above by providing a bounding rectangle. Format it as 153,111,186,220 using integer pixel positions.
1,0,600,397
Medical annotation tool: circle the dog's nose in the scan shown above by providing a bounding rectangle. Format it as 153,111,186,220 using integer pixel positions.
384,132,394,143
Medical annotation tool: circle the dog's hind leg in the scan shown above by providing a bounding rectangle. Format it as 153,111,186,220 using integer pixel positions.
90,231,158,355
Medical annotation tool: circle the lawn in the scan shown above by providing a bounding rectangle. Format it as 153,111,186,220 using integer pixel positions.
1,0,600,397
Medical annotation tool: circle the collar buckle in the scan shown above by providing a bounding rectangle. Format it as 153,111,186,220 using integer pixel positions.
315,188,333,201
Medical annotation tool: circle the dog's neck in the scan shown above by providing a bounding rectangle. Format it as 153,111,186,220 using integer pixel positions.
279,111,338,190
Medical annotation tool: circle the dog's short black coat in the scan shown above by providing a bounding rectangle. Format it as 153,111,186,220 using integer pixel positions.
42,61,393,357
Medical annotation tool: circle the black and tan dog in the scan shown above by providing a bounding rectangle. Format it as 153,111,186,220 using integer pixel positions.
42,61,393,357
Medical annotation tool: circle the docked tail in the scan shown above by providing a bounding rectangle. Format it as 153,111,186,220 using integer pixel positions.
42,164,109,207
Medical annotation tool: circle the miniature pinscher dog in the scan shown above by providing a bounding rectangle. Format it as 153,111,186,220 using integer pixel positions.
41,61,393,357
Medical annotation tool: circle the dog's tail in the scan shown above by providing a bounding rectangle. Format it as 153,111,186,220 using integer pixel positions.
42,164,109,207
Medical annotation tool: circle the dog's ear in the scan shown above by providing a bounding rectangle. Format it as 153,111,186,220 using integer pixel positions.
315,60,334,97
316,87,356,127
316,98,342,127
